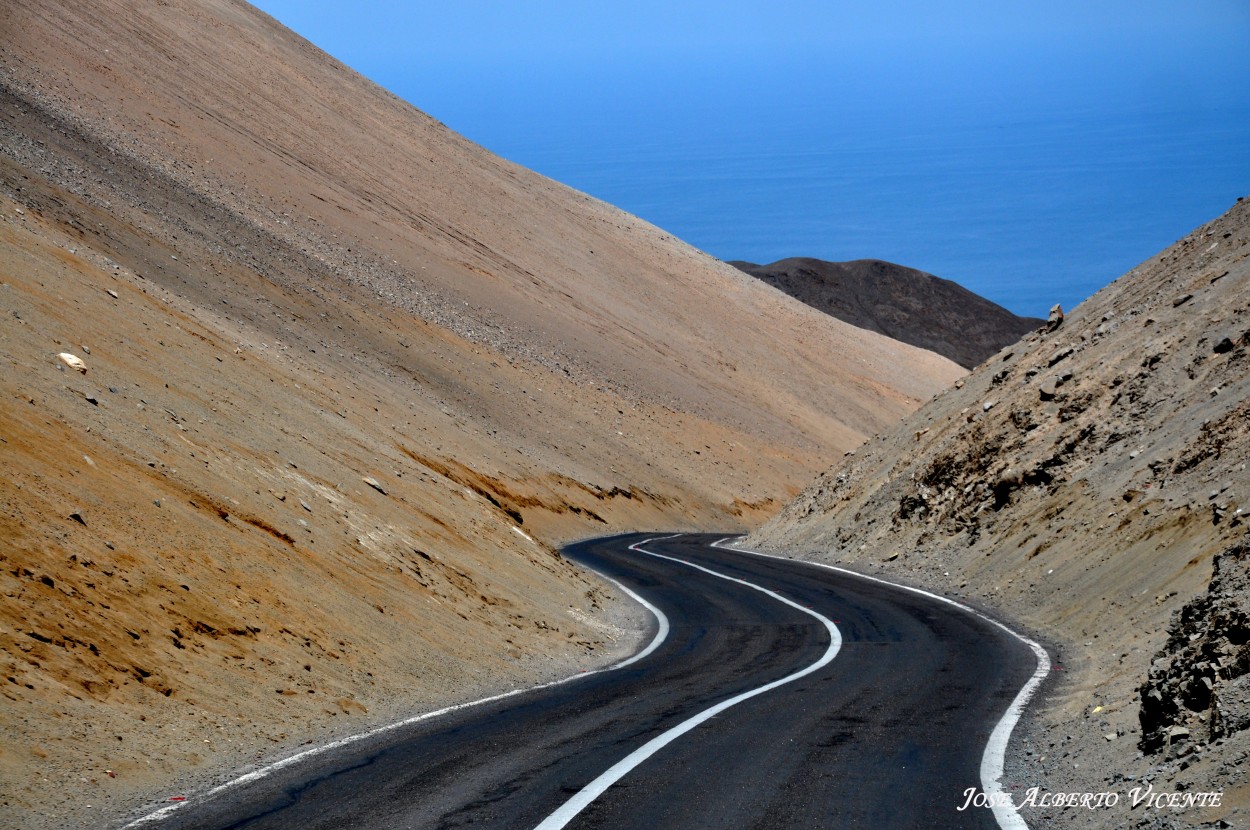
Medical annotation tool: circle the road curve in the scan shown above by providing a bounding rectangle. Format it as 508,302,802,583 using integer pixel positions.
128,533,1042,830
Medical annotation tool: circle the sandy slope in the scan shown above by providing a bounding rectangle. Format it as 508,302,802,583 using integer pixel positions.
751,197,1250,828
0,1,962,827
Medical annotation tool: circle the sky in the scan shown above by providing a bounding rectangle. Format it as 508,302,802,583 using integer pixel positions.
250,1,1250,317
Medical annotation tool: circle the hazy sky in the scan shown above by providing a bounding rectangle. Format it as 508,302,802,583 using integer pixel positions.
250,1,1250,316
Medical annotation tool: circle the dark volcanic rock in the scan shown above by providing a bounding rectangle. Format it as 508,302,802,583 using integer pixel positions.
1139,539,1250,756
730,257,1045,369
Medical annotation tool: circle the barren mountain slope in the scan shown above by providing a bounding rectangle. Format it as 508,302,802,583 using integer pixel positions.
0,1,962,827
749,197,1250,828
730,257,1045,369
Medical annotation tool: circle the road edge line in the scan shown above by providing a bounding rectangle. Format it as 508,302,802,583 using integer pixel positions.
119,535,672,828
712,537,1049,830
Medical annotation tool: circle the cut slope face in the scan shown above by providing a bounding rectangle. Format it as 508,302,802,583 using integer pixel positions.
731,257,1045,369
0,1,961,827
750,198,1250,828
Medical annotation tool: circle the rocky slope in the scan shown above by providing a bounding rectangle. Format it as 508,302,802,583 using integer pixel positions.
0,1,963,827
749,197,1250,828
730,257,1044,369
1140,539,1250,757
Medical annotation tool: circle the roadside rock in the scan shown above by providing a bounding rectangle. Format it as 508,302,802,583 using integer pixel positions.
1139,539,1250,755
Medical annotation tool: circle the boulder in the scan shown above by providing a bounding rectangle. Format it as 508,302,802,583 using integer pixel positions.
57,352,87,373
1046,303,1064,332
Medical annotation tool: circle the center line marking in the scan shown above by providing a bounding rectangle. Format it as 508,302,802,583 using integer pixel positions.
532,536,842,830
713,536,1049,830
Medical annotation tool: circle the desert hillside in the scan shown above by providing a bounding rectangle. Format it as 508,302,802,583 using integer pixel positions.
731,257,1045,369
0,1,963,827
749,197,1250,828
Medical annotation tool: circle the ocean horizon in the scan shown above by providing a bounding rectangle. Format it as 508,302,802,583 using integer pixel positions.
249,2,1250,320
423,91,1246,320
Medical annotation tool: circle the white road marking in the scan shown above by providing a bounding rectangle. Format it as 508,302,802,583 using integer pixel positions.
592,567,670,670
120,536,671,828
713,537,1049,830
532,536,843,830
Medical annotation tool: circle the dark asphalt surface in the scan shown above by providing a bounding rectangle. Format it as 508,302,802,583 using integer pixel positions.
138,533,1040,830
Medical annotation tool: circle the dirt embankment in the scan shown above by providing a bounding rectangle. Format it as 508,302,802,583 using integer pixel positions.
750,197,1250,828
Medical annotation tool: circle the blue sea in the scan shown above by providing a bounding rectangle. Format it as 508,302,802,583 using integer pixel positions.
389,49,1249,320
247,0,1250,319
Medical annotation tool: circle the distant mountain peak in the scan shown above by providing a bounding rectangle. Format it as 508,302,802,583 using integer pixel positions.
730,257,1044,369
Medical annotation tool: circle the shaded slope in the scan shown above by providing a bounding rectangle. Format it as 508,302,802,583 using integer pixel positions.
749,198,1250,828
730,257,1044,368
0,1,962,827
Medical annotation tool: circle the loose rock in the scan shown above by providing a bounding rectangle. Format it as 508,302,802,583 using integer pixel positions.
57,352,88,373
1046,303,1064,332
1047,347,1073,367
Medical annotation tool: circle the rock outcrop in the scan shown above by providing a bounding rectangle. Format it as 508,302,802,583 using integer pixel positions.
1140,539,1250,756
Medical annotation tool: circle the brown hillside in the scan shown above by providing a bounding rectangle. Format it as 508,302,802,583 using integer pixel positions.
0,1,961,827
749,197,1250,828
730,257,1045,369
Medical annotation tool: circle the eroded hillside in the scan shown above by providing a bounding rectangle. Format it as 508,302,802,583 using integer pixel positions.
749,197,1250,828
0,1,962,827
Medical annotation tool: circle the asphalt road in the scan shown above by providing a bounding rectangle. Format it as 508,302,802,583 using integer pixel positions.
135,533,1041,830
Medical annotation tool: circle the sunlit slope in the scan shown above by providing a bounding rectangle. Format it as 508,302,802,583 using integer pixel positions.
0,1,961,826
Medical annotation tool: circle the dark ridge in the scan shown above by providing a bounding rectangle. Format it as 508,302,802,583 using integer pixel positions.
730,257,1045,369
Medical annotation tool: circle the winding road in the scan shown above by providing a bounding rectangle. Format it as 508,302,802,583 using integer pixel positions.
128,533,1045,830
